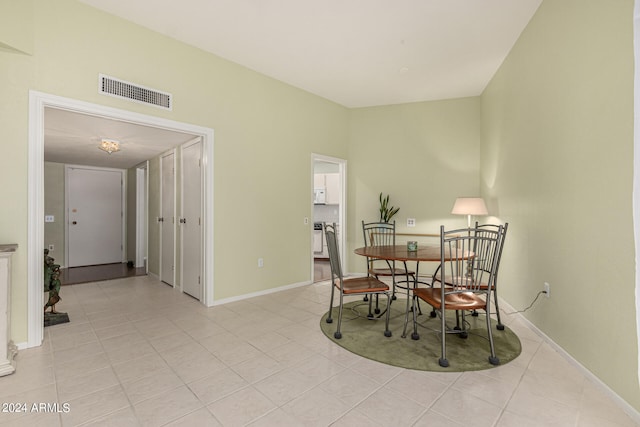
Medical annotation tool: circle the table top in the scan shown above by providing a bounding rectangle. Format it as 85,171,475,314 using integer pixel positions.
354,245,471,262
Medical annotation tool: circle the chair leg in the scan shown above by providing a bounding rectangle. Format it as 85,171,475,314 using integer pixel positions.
411,296,420,340
326,283,335,324
485,305,500,365
334,292,344,339
453,310,463,334
494,289,504,330
457,310,468,339
401,283,412,338
439,305,449,367
415,297,423,315
383,293,392,337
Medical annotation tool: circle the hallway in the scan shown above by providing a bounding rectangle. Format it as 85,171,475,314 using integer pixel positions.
60,263,147,286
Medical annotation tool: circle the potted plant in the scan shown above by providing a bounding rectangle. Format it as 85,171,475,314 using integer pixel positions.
379,193,399,223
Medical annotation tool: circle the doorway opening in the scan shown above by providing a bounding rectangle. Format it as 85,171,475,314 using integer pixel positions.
28,91,215,348
312,154,346,283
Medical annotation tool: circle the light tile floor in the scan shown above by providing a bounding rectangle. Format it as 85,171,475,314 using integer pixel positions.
0,275,638,426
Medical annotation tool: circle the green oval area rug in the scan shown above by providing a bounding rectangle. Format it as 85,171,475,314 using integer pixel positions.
320,300,521,372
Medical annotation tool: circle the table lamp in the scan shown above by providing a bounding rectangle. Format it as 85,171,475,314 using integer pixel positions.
451,197,488,228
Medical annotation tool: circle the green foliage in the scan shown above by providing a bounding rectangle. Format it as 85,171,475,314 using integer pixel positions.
379,192,399,223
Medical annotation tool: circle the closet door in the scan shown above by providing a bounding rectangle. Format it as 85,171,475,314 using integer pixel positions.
160,152,175,285
180,139,202,300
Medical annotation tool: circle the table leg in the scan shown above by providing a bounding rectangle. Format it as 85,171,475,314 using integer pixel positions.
402,260,417,338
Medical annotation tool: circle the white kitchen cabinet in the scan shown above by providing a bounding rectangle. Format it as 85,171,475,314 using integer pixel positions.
314,173,340,205
0,244,17,377
324,173,340,204
314,174,325,189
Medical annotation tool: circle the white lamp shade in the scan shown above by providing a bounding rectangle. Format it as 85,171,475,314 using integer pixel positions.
451,197,488,216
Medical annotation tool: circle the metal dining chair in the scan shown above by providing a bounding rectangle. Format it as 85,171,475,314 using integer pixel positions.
473,222,509,330
411,225,503,367
430,222,508,330
324,222,392,339
362,221,415,302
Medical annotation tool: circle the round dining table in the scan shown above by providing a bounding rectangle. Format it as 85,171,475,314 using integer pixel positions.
354,244,443,263
354,244,473,337
354,245,440,337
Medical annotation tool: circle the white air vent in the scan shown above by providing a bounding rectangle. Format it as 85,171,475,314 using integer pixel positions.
99,74,172,110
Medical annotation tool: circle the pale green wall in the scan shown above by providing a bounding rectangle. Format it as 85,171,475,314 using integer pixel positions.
0,0,33,54
0,0,349,342
347,98,483,270
481,0,638,410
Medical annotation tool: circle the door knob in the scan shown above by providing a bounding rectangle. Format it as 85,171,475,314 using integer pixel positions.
72,221,77,225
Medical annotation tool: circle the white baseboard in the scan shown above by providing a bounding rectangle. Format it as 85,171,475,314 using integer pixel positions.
14,341,29,351
499,298,640,424
210,280,312,306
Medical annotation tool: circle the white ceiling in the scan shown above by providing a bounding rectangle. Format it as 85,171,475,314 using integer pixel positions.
79,0,542,108
46,0,542,168
44,108,197,169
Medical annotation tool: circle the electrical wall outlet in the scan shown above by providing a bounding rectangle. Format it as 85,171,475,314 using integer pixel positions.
544,282,550,298
407,218,416,227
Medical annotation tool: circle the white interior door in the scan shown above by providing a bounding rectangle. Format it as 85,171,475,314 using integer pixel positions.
181,139,202,300
67,166,124,267
160,152,175,285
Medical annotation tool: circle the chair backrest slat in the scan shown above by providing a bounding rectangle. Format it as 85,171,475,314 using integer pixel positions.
362,221,396,270
475,222,509,286
440,225,502,295
362,221,396,248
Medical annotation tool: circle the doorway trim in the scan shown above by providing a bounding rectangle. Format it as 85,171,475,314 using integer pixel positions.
311,154,347,281
28,90,215,348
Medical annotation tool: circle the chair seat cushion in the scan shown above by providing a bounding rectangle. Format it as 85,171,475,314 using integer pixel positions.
369,267,415,277
414,287,486,311
334,277,389,294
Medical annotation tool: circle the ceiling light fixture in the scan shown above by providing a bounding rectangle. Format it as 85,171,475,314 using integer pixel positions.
98,139,120,154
